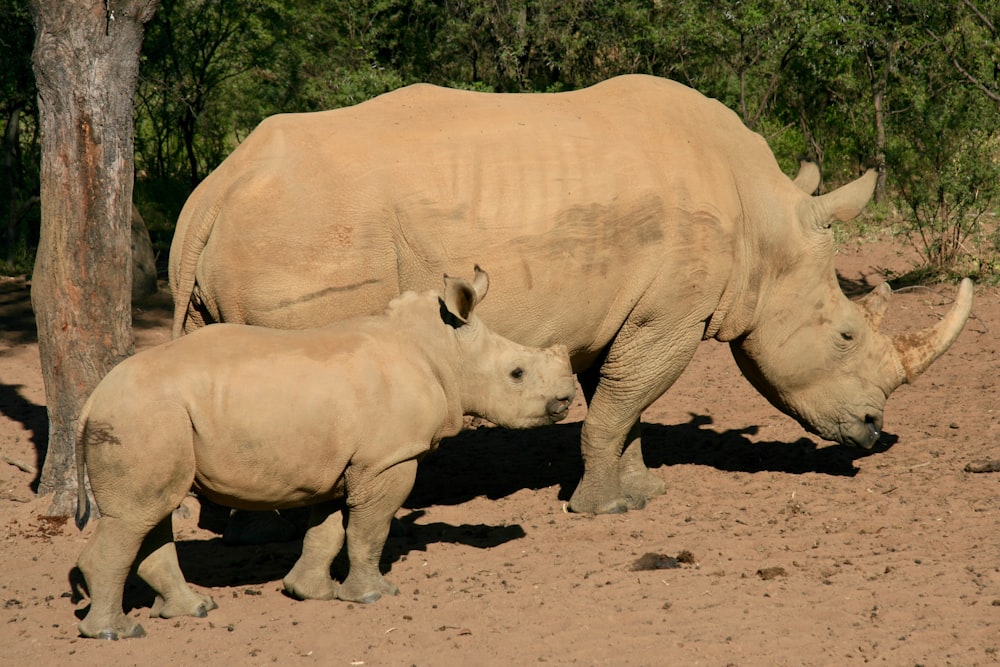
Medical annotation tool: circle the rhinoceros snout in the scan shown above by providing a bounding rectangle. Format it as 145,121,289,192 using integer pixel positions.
862,414,882,449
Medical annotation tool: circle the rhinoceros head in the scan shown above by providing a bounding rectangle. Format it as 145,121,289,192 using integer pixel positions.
729,170,973,449
441,266,577,428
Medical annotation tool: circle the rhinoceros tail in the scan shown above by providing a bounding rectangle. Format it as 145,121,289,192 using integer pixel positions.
74,394,94,530
169,192,223,340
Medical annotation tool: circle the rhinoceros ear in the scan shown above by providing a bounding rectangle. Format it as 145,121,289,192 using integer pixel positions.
792,160,821,195
442,268,488,325
471,264,490,301
809,169,877,227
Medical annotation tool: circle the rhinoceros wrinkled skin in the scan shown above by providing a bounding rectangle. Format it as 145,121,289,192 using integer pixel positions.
169,74,974,516
73,268,575,640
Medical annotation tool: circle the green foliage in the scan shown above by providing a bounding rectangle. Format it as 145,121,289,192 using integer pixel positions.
886,1,1000,281
1,0,40,271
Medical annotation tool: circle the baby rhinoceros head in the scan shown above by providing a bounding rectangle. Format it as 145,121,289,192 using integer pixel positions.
440,266,576,429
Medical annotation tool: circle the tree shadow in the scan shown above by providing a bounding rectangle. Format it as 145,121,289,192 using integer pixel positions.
0,276,37,347
0,383,48,490
837,270,882,298
0,280,174,491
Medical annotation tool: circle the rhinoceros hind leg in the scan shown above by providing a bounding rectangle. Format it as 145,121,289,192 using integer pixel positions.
283,502,344,601
618,425,665,510
337,461,416,604
136,515,218,619
76,516,149,640
566,426,665,513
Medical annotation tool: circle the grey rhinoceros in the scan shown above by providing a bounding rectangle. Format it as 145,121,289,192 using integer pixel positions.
169,74,974,516
73,268,575,640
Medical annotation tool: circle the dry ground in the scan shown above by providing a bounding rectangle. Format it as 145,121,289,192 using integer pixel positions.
1,234,998,666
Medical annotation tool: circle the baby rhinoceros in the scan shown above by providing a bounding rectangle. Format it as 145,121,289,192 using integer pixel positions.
72,267,575,640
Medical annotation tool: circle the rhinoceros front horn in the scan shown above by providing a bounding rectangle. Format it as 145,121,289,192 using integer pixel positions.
891,278,974,385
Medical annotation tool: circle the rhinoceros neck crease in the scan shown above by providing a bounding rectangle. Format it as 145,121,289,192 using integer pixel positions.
703,218,763,342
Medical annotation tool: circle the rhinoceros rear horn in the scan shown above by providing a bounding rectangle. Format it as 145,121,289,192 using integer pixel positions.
891,278,974,385
442,266,490,324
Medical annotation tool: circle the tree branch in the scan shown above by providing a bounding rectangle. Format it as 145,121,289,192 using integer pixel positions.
925,27,1000,104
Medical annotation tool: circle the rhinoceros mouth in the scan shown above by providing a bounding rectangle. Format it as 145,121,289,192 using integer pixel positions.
546,396,572,423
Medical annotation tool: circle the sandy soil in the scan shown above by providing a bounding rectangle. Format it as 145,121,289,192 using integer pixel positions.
1,234,998,666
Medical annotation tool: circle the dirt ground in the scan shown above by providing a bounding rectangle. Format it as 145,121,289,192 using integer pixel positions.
1,233,997,666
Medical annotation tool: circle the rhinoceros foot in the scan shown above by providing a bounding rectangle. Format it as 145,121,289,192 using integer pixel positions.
337,575,400,604
282,571,339,601
566,473,630,514
79,618,147,640
620,468,666,511
150,592,218,619
567,490,629,515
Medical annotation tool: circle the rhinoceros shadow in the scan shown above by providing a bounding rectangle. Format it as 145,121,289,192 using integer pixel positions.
107,417,893,611
406,413,896,509
110,512,526,613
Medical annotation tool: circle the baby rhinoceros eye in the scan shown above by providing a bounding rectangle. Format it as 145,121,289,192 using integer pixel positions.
510,367,524,381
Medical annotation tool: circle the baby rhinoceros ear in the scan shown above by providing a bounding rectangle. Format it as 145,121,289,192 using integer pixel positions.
442,265,490,325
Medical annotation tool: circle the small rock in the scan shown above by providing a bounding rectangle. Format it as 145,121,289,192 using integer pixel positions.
756,566,786,580
631,553,680,571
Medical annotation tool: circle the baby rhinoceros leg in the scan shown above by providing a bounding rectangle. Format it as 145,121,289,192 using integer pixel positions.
76,515,150,640
77,400,208,639
283,502,345,600
137,517,218,619
337,460,418,604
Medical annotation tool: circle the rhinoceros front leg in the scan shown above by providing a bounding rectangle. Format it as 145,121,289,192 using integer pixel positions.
338,459,418,604
568,321,704,514
283,502,345,601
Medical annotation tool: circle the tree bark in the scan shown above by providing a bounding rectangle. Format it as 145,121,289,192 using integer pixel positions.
29,0,158,516
865,41,899,204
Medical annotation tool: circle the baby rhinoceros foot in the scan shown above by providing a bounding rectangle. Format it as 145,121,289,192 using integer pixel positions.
337,574,400,604
78,615,147,641
150,591,218,619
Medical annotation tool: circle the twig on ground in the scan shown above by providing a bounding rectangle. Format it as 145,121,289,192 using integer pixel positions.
2,455,37,475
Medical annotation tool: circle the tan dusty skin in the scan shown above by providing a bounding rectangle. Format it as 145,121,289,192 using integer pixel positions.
169,74,973,516
73,269,575,640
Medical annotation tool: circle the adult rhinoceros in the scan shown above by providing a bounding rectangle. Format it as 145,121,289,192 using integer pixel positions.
169,74,973,515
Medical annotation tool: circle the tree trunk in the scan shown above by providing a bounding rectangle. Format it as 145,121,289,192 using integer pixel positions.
865,41,899,204
29,0,158,516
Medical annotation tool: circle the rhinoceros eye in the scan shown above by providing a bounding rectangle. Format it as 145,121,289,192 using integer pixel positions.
510,367,524,381
840,331,854,341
